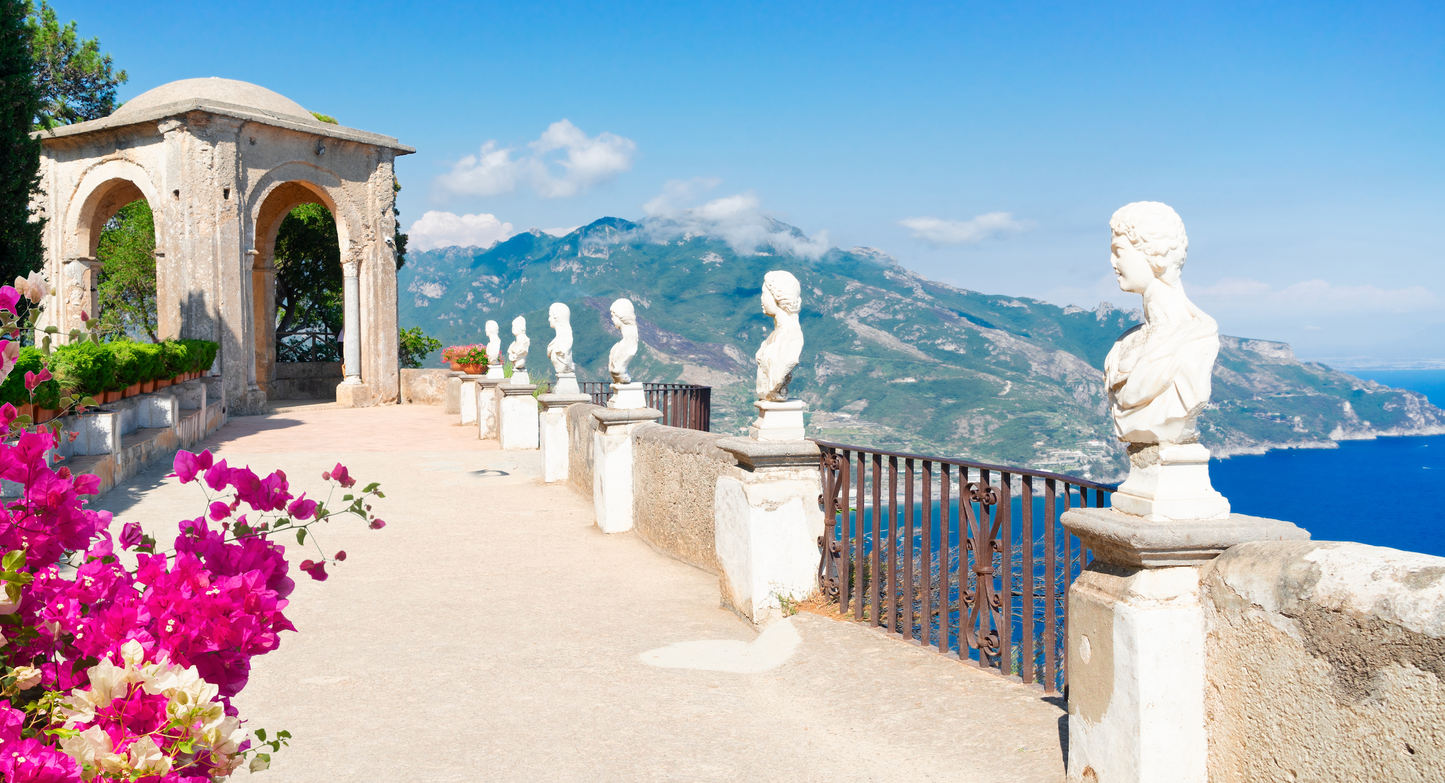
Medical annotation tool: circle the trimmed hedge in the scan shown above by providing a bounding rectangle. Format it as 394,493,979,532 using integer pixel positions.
0,339,218,409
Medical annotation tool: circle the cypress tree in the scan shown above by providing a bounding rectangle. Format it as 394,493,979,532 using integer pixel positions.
0,0,43,287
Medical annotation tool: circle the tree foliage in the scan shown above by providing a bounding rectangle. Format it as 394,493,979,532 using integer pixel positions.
95,198,157,341
0,0,43,287
398,326,440,369
275,202,342,343
25,0,126,128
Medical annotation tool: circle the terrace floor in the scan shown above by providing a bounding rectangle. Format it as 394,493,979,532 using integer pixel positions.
93,404,1067,782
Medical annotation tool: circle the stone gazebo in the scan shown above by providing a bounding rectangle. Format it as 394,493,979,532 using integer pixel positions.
33,77,414,413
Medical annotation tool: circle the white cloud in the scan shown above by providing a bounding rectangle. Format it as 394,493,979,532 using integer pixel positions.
1190,277,1438,315
432,120,637,201
899,212,1031,244
407,210,517,251
540,226,580,237
637,182,832,260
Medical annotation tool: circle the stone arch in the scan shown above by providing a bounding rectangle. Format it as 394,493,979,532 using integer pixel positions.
246,161,361,263
64,159,162,260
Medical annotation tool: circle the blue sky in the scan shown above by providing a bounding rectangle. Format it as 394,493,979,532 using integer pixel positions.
66,0,1445,364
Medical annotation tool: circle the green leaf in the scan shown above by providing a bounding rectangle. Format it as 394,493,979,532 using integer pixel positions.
295,529,306,545
2,550,24,571
5,584,18,603
255,728,267,741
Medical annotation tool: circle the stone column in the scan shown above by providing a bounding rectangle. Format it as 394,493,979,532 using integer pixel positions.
459,374,483,425
712,438,824,626
250,251,276,397
497,381,540,450
61,257,101,337
336,259,370,407
1061,508,1308,783
591,406,662,533
444,371,464,415
538,392,590,482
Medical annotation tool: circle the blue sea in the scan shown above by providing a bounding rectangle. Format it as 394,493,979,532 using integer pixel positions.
1209,369,1445,557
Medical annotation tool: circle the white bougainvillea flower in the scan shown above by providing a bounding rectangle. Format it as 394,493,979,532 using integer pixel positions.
10,665,41,689
126,735,172,777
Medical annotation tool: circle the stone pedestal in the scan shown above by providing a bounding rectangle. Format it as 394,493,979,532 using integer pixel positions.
554,371,580,395
458,374,485,425
497,382,539,450
713,438,823,626
1061,507,1308,783
591,407,663,533
1112,442,1229,521
510,369,530,385
538,393,590,483
443,372,464,415
485,364,505,380
608,381,646,409
748,399,806,441
476,377,504,440
335,381,372,410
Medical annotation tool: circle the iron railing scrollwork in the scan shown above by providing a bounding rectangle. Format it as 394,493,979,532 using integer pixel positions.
814,438,1114,693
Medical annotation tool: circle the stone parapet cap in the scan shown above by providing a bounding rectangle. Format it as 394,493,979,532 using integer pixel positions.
715,437,819,471
537,393,592,410
1062,506,1310,569
591,407,663,427
499,383,538,397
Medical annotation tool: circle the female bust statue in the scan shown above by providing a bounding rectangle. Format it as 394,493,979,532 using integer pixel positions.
485,320,502,366
547,302,575,375
755,270,804,401
1103,202,1219,445
507,316,529,370
608,298,638,383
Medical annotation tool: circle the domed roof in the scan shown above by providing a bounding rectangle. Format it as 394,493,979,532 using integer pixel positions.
111,77,321,125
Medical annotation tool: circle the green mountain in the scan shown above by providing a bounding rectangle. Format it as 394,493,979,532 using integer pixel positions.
398,217,1445,481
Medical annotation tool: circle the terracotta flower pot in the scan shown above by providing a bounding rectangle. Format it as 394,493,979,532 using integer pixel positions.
156,378,172,389
461,363,485,375
34,408,56,424
449,361,462,371
124,383,140,398
141,380,155,394
102,390,121,404
17,403,34,421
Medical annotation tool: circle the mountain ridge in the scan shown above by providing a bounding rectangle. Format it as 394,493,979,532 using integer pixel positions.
399,216,1445,480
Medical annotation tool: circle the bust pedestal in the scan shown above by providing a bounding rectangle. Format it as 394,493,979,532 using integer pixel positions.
538,392,590,482
485,363,505,380
748,399,806,441
554,372,580,395
1112,442,1229,521
497,381,539,450
458,373,486,425
608,381,646,410
591,407,663,533
510,369,530,385
475,377,505,440
1061,506,1308,783
713,438,823,626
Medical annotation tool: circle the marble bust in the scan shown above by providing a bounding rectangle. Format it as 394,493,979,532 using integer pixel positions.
608,298,638,384
547,303,574,375
507,316,529,370
485,320,502,366
1103,201,1228,520
1103,201,1218,445
755,270,804,402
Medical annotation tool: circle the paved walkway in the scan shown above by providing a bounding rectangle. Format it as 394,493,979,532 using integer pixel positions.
93,405,1066,782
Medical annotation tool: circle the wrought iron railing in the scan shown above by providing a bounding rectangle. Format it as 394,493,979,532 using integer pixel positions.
580,382,712,432
814,439,1115,693
276,331,340,363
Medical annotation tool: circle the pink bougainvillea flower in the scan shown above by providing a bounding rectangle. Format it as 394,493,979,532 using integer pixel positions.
0,285,19,315
170,449,213,484
287,493,317,521
325,463,354,488
204,458,231,492
208,501,231,521
298,560,328,582
369,518,386,530
0,341,17,379
119,522,144,550
334,551,346,562
23,368,51,391
0,402,17,431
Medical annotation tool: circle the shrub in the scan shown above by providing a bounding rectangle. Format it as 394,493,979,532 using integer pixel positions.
49,340,119,395
107,340,147,386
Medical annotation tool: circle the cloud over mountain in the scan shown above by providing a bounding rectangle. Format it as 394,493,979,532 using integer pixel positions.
431,120,637,200
408,210,517,251
899,212,1031,244
638,179,831,259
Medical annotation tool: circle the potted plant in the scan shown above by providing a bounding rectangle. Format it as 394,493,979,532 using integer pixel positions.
442,345,464,371
457,344,489,375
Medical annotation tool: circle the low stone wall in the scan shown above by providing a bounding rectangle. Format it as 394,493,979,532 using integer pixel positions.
567,403,602,499
1203,540,1445,781
632,423,738,574
401,369,450,406
269,362,341,400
